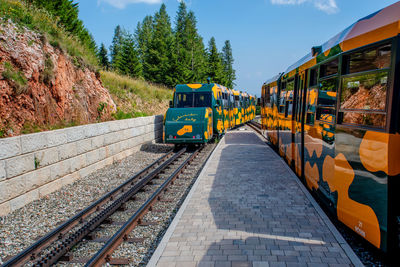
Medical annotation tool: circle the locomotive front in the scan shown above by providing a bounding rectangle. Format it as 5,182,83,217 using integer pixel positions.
164,84,214,144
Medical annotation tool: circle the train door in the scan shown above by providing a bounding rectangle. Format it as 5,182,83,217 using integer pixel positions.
277,81,286,156
286,78,295,165
280,78,295,163
218,91,224,133
294,71,307,178
335,42,393,251
314,57,339,201
223,91,229,130
303,67,319,190
229,92,235,128
270,83,279,146
261,85,266,128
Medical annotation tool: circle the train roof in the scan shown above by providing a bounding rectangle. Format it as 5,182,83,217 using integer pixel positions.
264,74,281,86
265,1,400,82
284,1,400,75
232,89,240,96
175,84,254,99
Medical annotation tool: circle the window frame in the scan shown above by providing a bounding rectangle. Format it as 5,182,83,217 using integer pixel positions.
316,56,340,124
278,80,287,114
305,67,320,126
284,78,295,118
175,92,213,108
337,39,394,130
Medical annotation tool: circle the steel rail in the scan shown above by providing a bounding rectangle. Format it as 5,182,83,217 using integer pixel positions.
85,146,203,266
2,150,174,267
247,121,262,135
32,147,186,266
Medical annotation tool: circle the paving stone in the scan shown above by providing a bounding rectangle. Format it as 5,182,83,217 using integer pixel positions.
198,261,215,267
231,262,251,267
307,263,329,267
175,261,196,267
151,131,358,266
214,261,231,267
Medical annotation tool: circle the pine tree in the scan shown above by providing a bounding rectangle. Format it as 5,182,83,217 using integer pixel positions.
186,11,207,83
172,4,207,84
135,15,153,65
172,1,190,83
110,25,124,71
98,43,110,70
221,40,236,88
120,33,142,78
144,4,174,86
207,37,224,84
27,0,97,55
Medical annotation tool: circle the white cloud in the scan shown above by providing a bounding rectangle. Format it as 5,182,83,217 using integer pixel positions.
99,0,162,9
313,0,338,14
270,0,339,14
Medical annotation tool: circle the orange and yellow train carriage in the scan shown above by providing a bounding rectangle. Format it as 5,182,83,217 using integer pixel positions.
261,2,400,256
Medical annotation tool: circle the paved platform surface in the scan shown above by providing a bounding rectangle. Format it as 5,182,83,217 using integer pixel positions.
149,128,362,267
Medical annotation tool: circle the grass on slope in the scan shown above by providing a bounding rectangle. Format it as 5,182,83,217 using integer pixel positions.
100,71,173,119
0,0,98,68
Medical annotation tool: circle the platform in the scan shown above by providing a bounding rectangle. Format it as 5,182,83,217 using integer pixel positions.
148,128,362,267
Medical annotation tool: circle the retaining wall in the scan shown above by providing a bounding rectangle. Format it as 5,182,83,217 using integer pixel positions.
0,115,163,216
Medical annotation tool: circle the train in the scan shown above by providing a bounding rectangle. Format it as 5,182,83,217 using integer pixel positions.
260,2,400,256
164,83,256,144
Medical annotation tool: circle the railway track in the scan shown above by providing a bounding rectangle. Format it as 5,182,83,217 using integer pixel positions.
3,144,216,266
246,120,263,135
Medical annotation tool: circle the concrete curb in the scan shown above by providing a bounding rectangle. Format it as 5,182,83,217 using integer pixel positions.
251,129,364,267
147,137,225,267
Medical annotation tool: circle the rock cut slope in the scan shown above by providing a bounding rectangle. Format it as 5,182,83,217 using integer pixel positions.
0,20,116,137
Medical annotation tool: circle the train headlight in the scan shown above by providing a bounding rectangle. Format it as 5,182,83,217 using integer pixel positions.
169,135,173,139
196,134,201,139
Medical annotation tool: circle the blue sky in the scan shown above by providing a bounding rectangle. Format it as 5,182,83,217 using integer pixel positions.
78,0,399,96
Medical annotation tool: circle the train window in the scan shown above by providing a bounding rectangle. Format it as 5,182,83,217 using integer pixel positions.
285,80,294,117
318,77,337,106
295,73,306,122
309,68,318,87
194,93,210,107
342,112,386,128
281,81,286,91
320,59,338,77
316,77,337,122
305,88,318,125
271,86,277,108
287,79,294,91
343,43,391,74
265,88,271,106
176,93,194,108
176,92,212,108
340,71,387,111
235,95,240,108
279,91,285,113
194,93,212,107
316,107,335,123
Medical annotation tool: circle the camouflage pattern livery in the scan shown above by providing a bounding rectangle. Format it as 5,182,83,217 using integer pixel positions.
261,2,400,255
165,83,255,144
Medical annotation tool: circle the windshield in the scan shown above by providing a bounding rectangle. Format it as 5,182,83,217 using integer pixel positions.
175,92,212,108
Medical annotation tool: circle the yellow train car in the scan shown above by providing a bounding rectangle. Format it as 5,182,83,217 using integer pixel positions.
261,2,400,256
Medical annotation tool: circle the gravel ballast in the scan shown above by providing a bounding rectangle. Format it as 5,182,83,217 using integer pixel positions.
0,143,172,263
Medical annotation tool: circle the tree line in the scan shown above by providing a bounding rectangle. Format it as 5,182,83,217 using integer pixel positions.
25,0,97,55
98,2,236,88
24,0,236,88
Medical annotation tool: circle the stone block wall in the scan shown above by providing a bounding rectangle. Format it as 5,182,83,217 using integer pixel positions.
0,115,163,216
